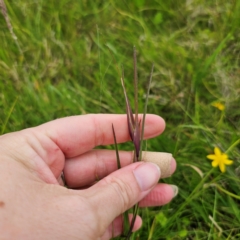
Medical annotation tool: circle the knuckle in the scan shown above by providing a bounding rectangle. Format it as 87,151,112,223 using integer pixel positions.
93,150,107,180
90,114,106,146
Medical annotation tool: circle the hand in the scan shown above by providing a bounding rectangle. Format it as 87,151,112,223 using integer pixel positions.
0,114,177,240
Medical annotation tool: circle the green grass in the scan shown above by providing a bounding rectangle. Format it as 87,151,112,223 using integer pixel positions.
1,0,240,239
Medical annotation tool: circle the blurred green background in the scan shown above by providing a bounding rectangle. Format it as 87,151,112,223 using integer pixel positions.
1,0,240,239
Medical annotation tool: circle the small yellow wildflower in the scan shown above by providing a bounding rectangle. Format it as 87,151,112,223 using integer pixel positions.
211,102,225,111
207,147,233,173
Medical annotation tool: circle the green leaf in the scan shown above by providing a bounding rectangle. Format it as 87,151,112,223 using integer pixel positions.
179,229,188,237
153,12,163,25
133,0,145,7
156,212,168,227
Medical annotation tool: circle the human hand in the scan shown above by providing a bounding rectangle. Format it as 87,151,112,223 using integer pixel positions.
0,114,177,240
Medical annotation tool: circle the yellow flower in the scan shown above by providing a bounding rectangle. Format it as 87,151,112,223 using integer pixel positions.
211,102,225,111
207,147,233,173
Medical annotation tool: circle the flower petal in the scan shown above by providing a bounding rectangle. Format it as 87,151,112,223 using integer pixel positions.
219,163,226,173
218,104,225,111
207,154,216,160
224,159,233,165
222,154,228,159
214,147,221,156
211,102,225,111
212,160,219,167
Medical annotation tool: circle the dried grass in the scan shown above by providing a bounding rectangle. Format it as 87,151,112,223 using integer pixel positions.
0,0,22,54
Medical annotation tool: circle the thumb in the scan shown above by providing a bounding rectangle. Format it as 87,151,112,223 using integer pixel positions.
86,162,160,231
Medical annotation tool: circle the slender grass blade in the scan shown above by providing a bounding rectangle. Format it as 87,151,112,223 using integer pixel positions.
112,124,121,169
139,64,154,161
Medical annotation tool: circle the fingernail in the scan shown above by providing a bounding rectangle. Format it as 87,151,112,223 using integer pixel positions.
170,184,178,197
133,163,161,191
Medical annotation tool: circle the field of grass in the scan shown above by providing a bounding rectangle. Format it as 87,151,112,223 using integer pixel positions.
1,0,240,239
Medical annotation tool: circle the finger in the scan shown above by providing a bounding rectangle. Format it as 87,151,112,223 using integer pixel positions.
102,214,142,240
37,114,165,158
83,161,161,234
64,150,176,188
139,183,178,207
64,150,134,188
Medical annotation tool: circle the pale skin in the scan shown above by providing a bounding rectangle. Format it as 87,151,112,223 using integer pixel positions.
0,114,176,240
